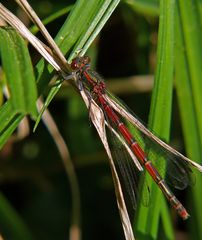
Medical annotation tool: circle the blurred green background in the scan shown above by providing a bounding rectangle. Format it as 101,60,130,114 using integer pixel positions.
0,0,202,240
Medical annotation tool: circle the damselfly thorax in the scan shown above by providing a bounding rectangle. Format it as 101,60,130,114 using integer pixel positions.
71,56,106,96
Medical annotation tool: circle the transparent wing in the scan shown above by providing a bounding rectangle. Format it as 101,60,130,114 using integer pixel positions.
102,107,150,213
105,92,196,190
143,134,193,190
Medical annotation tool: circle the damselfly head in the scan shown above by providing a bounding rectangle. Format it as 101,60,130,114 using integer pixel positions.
71,56,91,70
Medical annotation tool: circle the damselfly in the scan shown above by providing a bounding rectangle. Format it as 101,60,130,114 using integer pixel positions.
68,55,201,220
1,1,202,240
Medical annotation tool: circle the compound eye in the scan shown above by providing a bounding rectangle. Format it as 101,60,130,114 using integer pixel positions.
83,56,90,64
71,59,79,70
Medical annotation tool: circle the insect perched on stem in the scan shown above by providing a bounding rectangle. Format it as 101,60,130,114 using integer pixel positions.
68,55,202,220
1,1,202,240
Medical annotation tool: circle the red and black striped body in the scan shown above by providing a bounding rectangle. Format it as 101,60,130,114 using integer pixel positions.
71,56,189,220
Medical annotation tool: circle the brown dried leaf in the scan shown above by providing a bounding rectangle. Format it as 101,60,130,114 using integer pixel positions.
80,90,135,240
0,3,61,72
15,0,69,72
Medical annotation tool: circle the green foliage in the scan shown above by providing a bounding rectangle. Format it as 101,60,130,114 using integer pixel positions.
0,28,37,148
0,193,34,240
0,0,202,240
175,1,202,239
125,0,159,16
0,28,37,117
135,0,174,239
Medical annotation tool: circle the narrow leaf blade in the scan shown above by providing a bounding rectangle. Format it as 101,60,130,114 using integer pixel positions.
0,27,37,118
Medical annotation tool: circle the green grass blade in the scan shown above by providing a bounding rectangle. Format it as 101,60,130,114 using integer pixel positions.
0,27,38,148
0,1,121,145
124,0,159,16
175,1,202,239
78,0,120,54
34,0,120,128
30,5,73,35
0,28,37,118
54,0,120,60
36,0,120,88
177,0,202,145
33,79,62,131
0,114,23,149
0,100,24,149
0,193,34,240
0,100,17,133
135,0,175,239
0,74,3,105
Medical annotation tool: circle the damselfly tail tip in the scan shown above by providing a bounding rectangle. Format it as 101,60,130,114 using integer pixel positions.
181,210,190,221
175,203,190,220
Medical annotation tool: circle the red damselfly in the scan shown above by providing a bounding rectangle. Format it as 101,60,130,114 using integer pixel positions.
1,2,202,239
69,55,202,220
